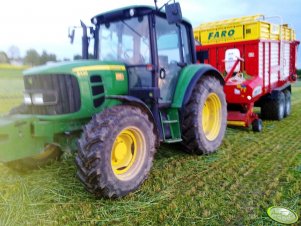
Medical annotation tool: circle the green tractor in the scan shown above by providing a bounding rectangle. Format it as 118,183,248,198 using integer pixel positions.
0,2,227,198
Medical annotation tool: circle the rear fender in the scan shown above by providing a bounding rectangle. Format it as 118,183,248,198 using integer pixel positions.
172,64,224,108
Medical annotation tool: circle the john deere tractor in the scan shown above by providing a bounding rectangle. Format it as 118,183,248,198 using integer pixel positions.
0,2,227,198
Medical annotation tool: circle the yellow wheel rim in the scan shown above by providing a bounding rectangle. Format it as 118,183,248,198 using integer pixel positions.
111,127,146,180
202,93,222,141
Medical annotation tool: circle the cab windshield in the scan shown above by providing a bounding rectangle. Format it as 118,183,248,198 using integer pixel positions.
98,15,151,65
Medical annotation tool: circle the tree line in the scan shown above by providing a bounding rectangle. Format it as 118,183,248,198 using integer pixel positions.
0,47,59,66
297,69,301,79
24,49,57,66
0,47,57,66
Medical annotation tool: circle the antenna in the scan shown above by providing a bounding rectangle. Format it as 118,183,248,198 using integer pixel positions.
158,0,173,11
154,0,158,10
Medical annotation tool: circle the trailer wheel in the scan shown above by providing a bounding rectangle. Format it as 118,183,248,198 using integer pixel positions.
283,90,291,118
182,76,227,154
252,118,263,132
76,105,156,198
261,92,285,120
5,144,62,171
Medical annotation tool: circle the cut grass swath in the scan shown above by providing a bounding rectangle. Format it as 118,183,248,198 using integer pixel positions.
0,70,300,225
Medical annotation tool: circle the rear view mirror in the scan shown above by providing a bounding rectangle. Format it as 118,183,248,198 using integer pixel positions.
68,27,75,44
165,2,182,24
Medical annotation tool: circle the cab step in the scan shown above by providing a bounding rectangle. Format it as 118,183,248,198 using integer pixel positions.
159,108,182,143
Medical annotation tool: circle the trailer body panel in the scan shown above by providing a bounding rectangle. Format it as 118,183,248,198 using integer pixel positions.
195,15,299,128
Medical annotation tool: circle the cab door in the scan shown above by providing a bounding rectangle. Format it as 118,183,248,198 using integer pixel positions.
155,16,192,104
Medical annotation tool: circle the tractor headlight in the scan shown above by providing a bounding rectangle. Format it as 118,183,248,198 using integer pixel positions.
32,93,44,105
24,91,58,106
24,93,32,105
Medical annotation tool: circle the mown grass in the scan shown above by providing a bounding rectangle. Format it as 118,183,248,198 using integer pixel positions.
0,64,28,78
0,66,24,114
0,72,300,225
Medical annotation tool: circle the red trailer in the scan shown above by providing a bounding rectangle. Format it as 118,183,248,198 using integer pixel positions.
194,15,299,131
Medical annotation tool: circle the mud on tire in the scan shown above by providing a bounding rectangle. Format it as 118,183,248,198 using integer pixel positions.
181,76,227,154
75,105,156,198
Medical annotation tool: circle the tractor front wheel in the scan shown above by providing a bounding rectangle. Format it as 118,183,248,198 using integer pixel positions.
76,105,156,198
182,76,227,154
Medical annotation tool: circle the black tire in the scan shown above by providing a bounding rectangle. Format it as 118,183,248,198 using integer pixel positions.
76,105,156,198
261,92,285,120
252,118,263,132
5,144,62,171
283,90,291,118
181,76,227,154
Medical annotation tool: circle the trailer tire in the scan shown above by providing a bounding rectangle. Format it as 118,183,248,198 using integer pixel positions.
5,144,62,171
181,76,227,154
76,105,156,198
283,90,291,118
261,92,285,120
252,118,263,132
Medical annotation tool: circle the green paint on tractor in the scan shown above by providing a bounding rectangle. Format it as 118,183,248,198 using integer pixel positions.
0,3,227,198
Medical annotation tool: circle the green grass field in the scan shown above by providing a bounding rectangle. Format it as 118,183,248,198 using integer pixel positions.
0,65,24,115
0,67,300,225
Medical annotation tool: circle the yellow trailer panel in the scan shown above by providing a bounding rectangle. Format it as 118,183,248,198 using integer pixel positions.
194,15,296,45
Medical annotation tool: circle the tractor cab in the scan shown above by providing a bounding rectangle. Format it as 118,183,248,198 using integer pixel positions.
90,5,196,106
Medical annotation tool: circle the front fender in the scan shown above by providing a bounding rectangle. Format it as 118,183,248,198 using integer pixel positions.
171,64,224,108
106,95,160,147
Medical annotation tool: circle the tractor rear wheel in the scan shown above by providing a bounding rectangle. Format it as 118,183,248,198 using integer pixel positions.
182,76,227,154
76,105,156,198
5,144,62,171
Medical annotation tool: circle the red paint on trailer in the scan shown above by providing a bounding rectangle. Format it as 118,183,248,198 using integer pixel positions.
196,39,300,128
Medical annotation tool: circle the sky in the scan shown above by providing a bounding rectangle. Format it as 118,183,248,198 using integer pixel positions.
0,0,300,67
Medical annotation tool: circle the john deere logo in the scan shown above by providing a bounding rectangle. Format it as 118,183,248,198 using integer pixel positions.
208,29,235,40
267,206,299,224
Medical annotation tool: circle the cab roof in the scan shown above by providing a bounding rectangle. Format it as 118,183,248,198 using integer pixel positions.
91,5,191,25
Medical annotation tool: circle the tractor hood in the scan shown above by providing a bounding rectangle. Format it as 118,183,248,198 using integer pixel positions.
22,60,129,119
24,60,126,76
